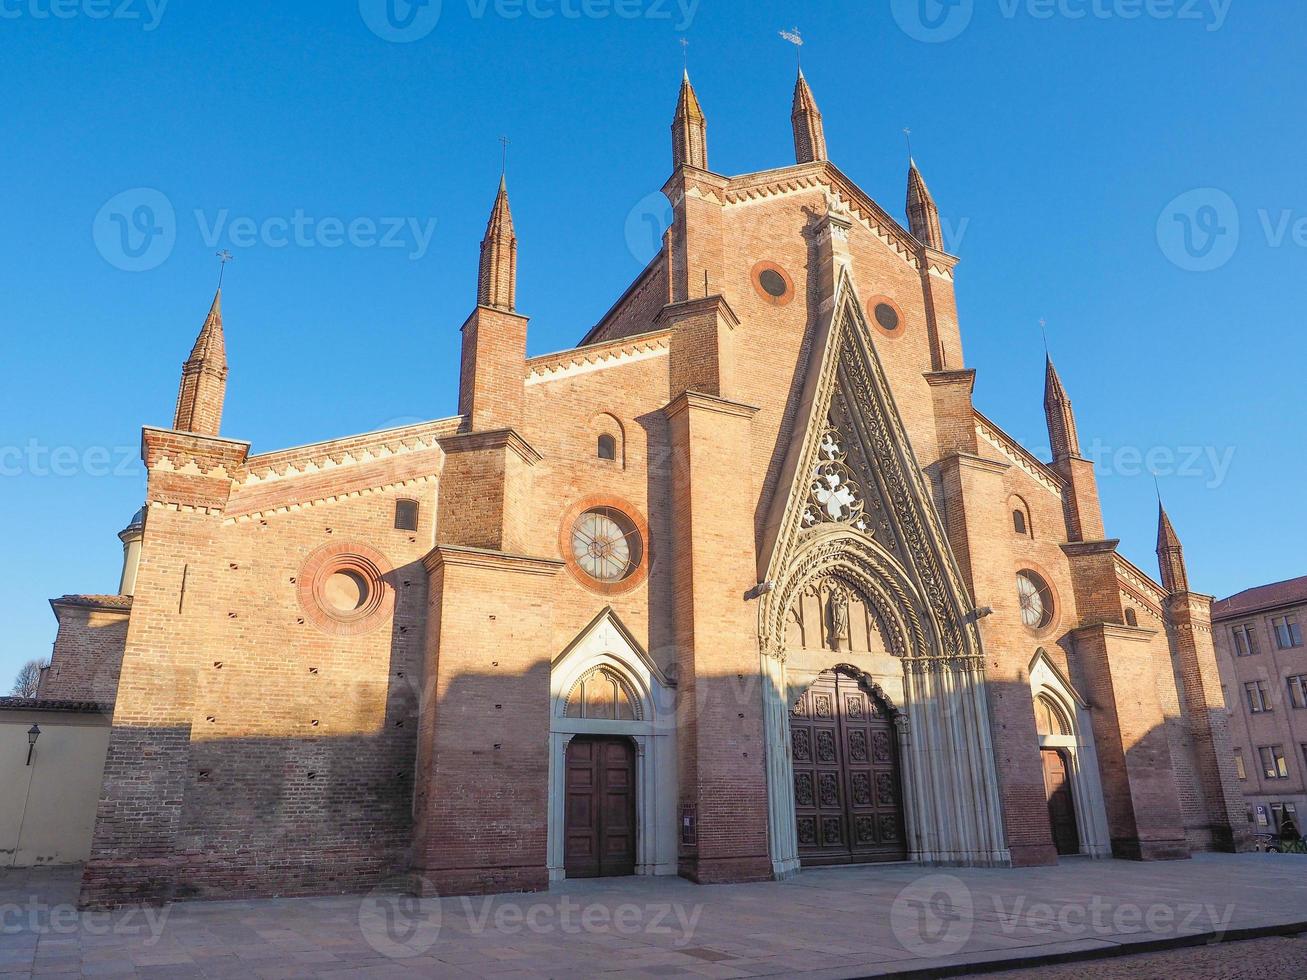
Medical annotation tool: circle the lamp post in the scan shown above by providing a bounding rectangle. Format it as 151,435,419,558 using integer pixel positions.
26,724,40,766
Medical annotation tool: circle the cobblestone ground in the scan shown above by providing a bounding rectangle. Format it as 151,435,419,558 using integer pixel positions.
970,934,1307,980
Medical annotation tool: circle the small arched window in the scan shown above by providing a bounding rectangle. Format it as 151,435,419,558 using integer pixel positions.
1124,608,1138,628
395,499,419,532
1013,510,1027,536
597,434,617,461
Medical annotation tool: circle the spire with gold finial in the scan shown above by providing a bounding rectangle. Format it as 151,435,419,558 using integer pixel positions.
671,68,707,171
791,68,827,164
173,286,228,436
906,156,944,251
477,171,517,311
1043,354,1081,462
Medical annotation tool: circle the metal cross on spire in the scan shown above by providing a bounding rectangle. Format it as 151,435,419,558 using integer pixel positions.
216,250,233,288
498,135,511,177
1039,317,1049,354
903,127,913,163
679,36,689,71
779,26,803,67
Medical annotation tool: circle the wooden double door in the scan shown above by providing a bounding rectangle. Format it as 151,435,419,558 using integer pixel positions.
793,672,908,865
564,736,637,878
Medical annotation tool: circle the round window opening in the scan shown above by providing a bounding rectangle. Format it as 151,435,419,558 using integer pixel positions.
759,269,788,298
1017,571,1055,630
323,570,370,614
874,303,901,333
571,507,643,584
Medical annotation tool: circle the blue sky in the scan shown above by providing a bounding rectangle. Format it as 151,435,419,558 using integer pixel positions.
2,1,1303,687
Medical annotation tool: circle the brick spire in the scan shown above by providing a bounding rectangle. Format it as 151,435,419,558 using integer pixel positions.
791,68,827,164
1157,503,1191,595
906,160,944,250
477,175,517,311
173,288,227,436
1043,355,1081,462
671,70,708,171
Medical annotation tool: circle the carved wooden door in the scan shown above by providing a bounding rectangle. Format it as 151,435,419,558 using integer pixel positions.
564,737,637,878
792,672,907,865
1041,748,1080,856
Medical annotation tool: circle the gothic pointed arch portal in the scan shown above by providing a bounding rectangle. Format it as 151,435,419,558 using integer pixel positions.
758,260,1010,876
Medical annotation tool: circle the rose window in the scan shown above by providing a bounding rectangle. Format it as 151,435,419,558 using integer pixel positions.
570,507,643,583
802,425,869,534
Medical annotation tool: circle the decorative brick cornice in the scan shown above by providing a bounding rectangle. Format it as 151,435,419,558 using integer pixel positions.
1071,621,1158,643
242,418,458,486
924,369,976,392
1115,554,1169,609
141,427,250,481
656,294,741,330
224,474,438,525
942,452,1010,476
49,595,132,620
525,330,671,386
974,410,1065,498
438,428,542,465
0,697,113,715
422,545,564,577
663,390,760,422
1061,539,1121,558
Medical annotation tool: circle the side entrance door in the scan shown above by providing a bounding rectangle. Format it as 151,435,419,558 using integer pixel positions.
1041,748,1080,856
793,671,908,865
564,736,636,878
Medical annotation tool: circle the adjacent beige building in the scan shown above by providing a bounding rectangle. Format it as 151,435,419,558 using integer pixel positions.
1213,576,1307,835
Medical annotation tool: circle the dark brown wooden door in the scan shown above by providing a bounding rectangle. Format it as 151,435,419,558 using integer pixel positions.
1042,748,1080,856
793,672,907,865
564,737,636,878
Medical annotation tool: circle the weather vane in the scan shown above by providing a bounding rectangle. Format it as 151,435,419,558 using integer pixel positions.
498,135,510,176
216,250,233,288
779,27,803,67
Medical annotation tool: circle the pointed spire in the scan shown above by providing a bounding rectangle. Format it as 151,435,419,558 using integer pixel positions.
477,175,517,311
672,70,708,171
791,68,827,164
1043,355,1081,461
173,288,228,436
1156,502,1190,595
906,160,944,251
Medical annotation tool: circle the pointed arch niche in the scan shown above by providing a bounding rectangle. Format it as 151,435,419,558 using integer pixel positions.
1029,649,1112,858
548,608,677,881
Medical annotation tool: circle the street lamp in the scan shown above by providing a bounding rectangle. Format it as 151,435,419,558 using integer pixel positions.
26,724,40,766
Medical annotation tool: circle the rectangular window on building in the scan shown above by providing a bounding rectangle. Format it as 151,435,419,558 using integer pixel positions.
1232,625,1259,657
1259,745,1289,780
1246,680,1272,713
1273,616,1304,650
1234,748,1247,780
1288,675,1307,710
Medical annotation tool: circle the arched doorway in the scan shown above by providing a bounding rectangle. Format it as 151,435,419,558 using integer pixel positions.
564,736,637,878
792,669,907,865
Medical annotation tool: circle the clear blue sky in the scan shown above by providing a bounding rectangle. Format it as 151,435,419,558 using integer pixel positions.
3,1,1303,687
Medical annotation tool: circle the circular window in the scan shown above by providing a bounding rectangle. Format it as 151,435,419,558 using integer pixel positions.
874,303,900,333
559,497,650,595
297,543,394,636
751,261,794,306
868,296,906,338
1017,571,1055,630
571,507,642,583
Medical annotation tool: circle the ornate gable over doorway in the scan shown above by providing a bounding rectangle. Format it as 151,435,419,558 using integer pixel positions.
757,264,979,666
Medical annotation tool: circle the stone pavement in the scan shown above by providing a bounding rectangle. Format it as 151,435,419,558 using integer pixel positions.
2,854,1306,978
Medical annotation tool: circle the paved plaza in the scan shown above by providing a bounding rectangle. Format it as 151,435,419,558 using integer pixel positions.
2,854,1306,978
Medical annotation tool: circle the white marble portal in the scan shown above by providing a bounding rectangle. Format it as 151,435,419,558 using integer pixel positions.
547,608,678,882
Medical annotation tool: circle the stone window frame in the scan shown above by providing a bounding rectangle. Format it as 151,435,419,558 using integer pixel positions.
1287,674,1307,710
1232,624,1259,657
1258,744,1289,780
1272,615,1303,650
1245,679,1272,714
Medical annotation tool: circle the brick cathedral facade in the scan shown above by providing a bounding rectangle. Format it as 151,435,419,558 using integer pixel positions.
41,70,1247,906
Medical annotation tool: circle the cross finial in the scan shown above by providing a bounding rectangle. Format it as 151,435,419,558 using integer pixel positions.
498,136,510,177
216,249,233,288
1039,317,1048,354
679,36,689,72
903,127,913,163
779,27,803,67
